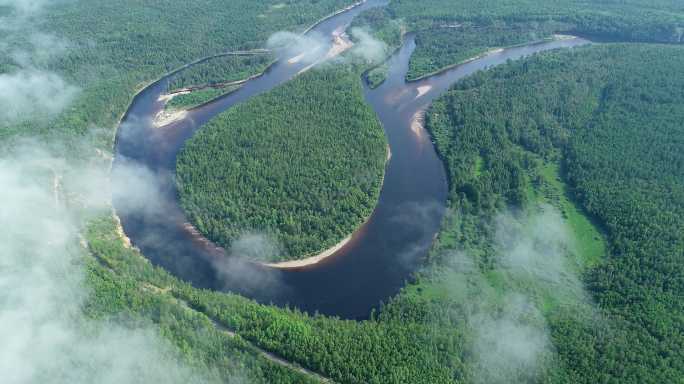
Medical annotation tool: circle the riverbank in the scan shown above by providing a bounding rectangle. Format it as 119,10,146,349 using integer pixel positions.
405,34,577,83
264,143,391,269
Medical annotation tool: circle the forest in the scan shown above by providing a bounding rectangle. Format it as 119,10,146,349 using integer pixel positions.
165,85,241,111
424,43,684,382
91,38,684,384
167,53,273,92
176,65,387,261
2,0,356,140
406,21,569,80
349,7,403,87
358,0,684,81
3,0,684,383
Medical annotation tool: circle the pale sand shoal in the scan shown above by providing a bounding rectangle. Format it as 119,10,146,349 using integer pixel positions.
153,109,188,128
415,85,433,98
264,235,353,268
288,52,307,64
411,109,426,139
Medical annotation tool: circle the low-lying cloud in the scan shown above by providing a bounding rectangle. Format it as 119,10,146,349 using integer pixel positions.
441,205,590,382
210,232,288,297
0,69,78,125
0,141,213,384
496,207,585,298
471,294,551,384
0,0,54,16
0,0,79,127
266,24,389,69
348,27,388,65
267,30,328,65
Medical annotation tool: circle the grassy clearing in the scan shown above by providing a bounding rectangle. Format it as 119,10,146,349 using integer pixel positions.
537,162,606,268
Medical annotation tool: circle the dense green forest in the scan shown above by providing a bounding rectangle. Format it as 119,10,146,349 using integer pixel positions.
4,0,684,383
167,53,273,92
92,40,684,384
349,7,403,87
176,65,387,261
406,21,569,80
424,43,684,382
85,37,684,383
165,85,241,111
359,0,684,81
388,0,684,43
2,0,356,140
0,0,366,381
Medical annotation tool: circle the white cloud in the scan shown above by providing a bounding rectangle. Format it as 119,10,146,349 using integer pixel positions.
0,142,214,384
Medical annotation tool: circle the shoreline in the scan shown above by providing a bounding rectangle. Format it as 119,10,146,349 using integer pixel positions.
109,0,378,268
302,0,367,35
265,143,390,269
264,235,353,268
405,34,578,83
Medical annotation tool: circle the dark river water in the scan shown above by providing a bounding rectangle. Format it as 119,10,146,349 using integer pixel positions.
113,0,590,319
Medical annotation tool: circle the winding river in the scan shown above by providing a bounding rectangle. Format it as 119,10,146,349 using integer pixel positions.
113,0,590,319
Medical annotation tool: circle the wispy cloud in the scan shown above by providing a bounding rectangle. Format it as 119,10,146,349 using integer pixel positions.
0,141,214,384
0,69,78,125
440,205,591,382
348,27,388,65
0,0,79,127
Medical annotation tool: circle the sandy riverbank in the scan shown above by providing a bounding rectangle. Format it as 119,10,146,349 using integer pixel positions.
266,143,390,269
114,214,132,248
151,91,191,128
264,235,353,268
296,31,354,75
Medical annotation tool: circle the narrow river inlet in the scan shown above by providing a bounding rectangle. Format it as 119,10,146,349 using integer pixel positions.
113,0,590,319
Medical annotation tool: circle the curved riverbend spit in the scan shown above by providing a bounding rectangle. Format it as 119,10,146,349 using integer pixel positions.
113,0,590,319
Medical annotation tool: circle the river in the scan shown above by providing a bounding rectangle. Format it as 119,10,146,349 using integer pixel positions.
113,0,590,319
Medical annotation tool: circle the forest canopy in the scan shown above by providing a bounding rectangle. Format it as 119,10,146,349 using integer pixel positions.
424,42,684,383
176,64,387,261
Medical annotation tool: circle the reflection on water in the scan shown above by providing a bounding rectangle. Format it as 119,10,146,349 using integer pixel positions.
113,1,590,319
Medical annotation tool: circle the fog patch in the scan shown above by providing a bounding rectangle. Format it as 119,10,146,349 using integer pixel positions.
230,232,282,263
267,31,328,65
208,231,287,298
471,294,551,384
347,27,388,65
0,0,79,127
211,236,284,294
0,140,214,384
439,205,590,382
0,69,78,125
211,256,287,298
111,155,172,218
390,200,445,269
495,205,587,300
0,0,56,16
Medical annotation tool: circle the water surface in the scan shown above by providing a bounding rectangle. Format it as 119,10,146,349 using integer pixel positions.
113,4,590,319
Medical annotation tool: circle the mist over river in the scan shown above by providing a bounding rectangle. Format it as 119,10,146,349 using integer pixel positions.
113,0,590,319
